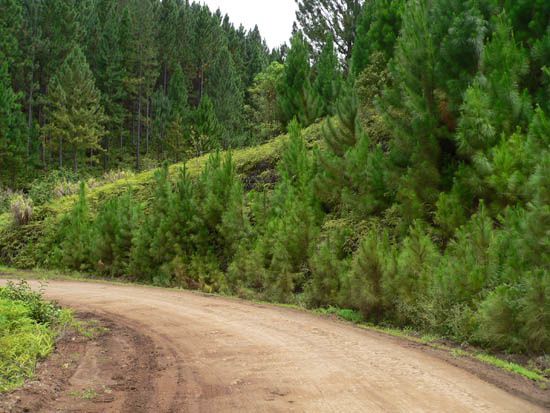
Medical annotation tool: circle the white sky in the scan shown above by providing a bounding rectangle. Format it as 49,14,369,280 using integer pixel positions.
200,0,298,49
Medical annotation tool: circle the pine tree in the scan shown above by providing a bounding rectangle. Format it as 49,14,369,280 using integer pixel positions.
277,33,321,126
166,65,190,162
190,3,224,102
0,0,28,183
16,0,44,162
205,45,245,142
39,0,82,86
0,63,26,185
351,0,403,75
348,230,395,321
313,35,342,116
129,164,173,283
43,46,106,172
478,15,530,136
0,0,23,71
263,120,321,299
60,182,92,270
244,25,269,86
92,191,139,276
294,0,363,66
127,0,159,170
245,61,285,141
394,222,439,325
158,0,179,94
195,151,246,260
191,95,222,156
499,0,550,47
380,0,442,226
307,225,350,307
316,89,391,217
96,3,128,169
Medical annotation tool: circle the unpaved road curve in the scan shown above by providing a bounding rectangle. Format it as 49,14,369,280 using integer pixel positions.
12,281,550,412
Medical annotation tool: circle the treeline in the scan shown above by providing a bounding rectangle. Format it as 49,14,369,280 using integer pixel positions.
0,0,280,184
3,0,549,354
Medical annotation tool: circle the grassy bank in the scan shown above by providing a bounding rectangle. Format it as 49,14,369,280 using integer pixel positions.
0,280,72,392
0,124,322,269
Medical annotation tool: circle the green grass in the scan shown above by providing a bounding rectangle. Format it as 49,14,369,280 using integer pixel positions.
0,280,73,392
316,306,364,324
73,318,109,339
69,388,98,400
475,353,547,383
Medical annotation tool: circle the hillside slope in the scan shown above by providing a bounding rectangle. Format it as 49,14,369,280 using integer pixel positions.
0,123,323,268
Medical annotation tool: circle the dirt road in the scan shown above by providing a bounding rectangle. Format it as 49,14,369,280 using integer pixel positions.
2,280,548,412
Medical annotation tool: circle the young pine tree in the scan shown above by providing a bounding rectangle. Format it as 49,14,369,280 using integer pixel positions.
129,164,173,284
92,191,139,276
313,35,342,116
195,151,247,262
277,33,321,127
316,89,391,218
263,120,321,301
60,182,93,270
346,230,395,322
394,221,439,326
351,0,403,75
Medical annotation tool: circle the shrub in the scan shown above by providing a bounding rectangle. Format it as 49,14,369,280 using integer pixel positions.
0,298,54,392
345,230,395,322
129,165,174,283
59,183,93,270
307,235,349,308
394,222,439,326
0,281,71,392
27,169,79,205
0,186,17,214
0,280,64,325
92,191,140,276
101,169,134,183
10,195,33,226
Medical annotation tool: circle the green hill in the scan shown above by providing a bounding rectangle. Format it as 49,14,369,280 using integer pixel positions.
0,124,323,269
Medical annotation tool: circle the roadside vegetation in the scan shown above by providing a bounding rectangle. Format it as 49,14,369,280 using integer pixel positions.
0,281,72,392
0,0,548,364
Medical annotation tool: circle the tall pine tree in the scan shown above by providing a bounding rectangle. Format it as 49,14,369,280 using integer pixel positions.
43,46,106,172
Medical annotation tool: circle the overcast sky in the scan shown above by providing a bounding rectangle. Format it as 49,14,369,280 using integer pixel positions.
200,0,298,49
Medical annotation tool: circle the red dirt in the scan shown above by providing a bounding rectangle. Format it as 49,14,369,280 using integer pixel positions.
1,280,548,412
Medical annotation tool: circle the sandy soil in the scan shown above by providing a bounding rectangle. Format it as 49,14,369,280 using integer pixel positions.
1,280,548,412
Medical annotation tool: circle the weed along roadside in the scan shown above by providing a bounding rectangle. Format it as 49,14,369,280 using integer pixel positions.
0,280,72,392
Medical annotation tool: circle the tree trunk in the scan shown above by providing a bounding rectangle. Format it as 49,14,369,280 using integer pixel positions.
73,148,78,173
27,64,34,158
163,63,168,95
200,66,204,100
41,135,46,169
58,137,63,169
136,91,142,171
146,98,150,154
103,135,110,171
